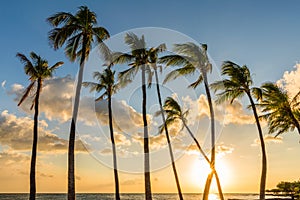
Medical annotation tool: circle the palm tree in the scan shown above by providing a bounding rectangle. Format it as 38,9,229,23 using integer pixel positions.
148,45,184,200
16,52,63,200
159,43,221,200
211,61,267,200
47,6,110,199
113,32,152,200
83,68,120,200
160,97,224,200
259,82,300,136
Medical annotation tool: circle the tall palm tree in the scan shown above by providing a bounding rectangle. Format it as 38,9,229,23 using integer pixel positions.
83,68,120,200
159,43,221,200
47,6,110,199
113,32,152,200
159,97,224,200
211,61,267,200
148,45,184,200
259,82,300,136
16,52,63,200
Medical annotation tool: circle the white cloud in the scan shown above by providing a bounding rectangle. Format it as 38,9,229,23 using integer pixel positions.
1,80,6,89
0,110,87,153
277,63,300,97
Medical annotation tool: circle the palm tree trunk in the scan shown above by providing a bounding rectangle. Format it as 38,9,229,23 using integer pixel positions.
68,40,87,200
154,68,183,200
29,79,42,200
248,93,267,200
202,76,217,200
142,65,152,200
182,120,224,200
108,92,120,200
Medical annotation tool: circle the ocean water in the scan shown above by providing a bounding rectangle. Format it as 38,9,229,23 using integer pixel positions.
0,193,289,200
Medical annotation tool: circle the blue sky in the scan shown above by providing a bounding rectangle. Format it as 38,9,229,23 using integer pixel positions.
1,0,300,193
2,1,300,86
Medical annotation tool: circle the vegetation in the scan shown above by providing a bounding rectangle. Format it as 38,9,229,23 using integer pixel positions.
83,67,120,200
211,61,267,199
259,82,300,136
159,97,224,200
159,43,223,200
148,44,184,200
47,6,109,199
16,52,63,200
267,180,300,199
113,33,153,200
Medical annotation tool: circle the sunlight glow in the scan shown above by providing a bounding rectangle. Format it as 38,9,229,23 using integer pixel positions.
189,156,231,191
208,193,219,200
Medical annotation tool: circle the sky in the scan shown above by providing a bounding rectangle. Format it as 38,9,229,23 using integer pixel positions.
1,0,300,194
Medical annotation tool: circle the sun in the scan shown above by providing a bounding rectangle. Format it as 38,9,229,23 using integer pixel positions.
188,156,231,192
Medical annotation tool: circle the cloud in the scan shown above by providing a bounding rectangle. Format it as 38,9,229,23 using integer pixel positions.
99,148,112,155
172,138,234,157
8,76,147,133
1,80,6,89
10,76,74,122
132,133,167,150
216,143,234,156
182,94,254,125
0,110,87,153
94,99,146,133
0,151,29,166
277,63,300,97
114,132,131,146
252,135,283,146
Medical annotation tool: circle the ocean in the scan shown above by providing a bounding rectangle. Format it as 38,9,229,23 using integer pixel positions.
0,193,289,200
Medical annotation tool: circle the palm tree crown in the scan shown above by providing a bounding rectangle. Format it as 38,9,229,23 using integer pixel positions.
83,69,118,100
17,52,63,107
259,82,300,136
211,61,262,103
159,42,211,88
47,6,110,63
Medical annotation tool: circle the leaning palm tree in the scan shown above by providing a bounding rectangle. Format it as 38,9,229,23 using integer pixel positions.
113,32,152,200
83,68,120,200
211,61,267,200
16,52,63,200
148,45,184,200
159,43,221,200
159,97,224,200
259,82,300,136
47,6,109,199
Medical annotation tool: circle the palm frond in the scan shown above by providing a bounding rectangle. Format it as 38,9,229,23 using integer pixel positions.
93,27,110,41
163,65,196,84
18,81,35,106
65,33,82,61
158,55,192,67
48,25,78,50
188,75,203,89
46,12,75,27
112,52,134,65
251,87,263,101
124,32,146,50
